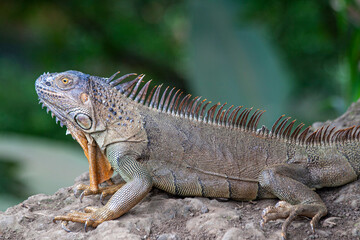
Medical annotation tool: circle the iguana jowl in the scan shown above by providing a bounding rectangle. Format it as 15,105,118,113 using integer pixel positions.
35,70,360,239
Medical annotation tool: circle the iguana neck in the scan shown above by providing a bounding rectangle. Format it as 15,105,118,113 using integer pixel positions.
88,76,147,150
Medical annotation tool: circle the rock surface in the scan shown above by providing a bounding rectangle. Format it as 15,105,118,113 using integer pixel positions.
1,99,360,240
1,174,360,240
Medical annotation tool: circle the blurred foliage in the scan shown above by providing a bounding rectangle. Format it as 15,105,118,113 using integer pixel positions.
186,0,291,126
0,158,29,199
242,0,338,95
241,0,360,121
332,0,360,103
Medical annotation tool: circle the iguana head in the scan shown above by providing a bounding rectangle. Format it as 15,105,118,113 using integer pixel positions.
35,70,147,147
35,70,98,133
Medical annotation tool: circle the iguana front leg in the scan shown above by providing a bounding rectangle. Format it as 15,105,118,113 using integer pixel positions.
259,164,327,240
73,140,124,203
54,144,153,229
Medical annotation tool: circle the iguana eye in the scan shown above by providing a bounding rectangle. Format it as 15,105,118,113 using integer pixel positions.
55,76,74,89
62,78,69,84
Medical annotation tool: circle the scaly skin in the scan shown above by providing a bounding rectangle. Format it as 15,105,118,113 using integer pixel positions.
36,70,360,239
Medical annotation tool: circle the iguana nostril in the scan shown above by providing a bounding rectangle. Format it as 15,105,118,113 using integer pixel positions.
45,82,51,86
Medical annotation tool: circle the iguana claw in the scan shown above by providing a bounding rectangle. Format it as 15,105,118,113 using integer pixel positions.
261,201,327,240
100,193,105,205
79,191,86,203
310,222,316,233
259,219,265,229
74,182,125,203
61,221,71,232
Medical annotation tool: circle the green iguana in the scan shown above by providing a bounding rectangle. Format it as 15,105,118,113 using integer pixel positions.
35,70,360,239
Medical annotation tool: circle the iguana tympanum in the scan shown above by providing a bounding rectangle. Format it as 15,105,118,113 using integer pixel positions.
35,70,360,239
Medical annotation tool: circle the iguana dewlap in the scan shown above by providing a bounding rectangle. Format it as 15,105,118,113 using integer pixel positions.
35,70,360,239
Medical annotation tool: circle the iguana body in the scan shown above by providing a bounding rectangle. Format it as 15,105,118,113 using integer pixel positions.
35,70,360,239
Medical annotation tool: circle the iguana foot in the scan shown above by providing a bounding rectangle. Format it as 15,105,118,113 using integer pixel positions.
260,201,327,240
53,206,106,231
74,182,125,204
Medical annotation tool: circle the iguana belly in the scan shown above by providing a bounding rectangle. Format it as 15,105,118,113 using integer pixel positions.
146,160,259,200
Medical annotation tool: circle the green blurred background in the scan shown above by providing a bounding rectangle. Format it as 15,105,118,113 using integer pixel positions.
0,0,359,211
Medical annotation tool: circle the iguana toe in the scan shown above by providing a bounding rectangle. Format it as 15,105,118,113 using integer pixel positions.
74,182,125,203
53,207,105,231
261,201,327,239
73,183,98,200
54,210,91,224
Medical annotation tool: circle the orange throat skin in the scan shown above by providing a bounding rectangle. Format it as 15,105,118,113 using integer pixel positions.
67,121,113,191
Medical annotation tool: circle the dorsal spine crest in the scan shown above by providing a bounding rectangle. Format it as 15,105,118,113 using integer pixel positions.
104,72,360,146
